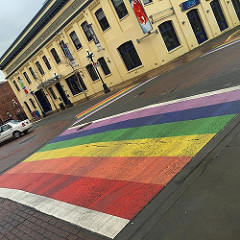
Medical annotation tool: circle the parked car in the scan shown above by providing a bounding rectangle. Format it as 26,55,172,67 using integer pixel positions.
0,119,33,144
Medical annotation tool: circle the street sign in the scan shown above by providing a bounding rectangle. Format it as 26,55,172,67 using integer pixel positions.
93,61,100,68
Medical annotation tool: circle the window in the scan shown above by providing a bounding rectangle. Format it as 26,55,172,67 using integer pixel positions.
142,0,153,4
59,41,74,62
42,55,52,70
95,8,110,31
35,61,45,75
111,0,128,19
50,48,61,64
118,41,142,71
65,73,87,95
70,31,82,50
86,64,99,81
98,57,111,75
13,80,20,92
29,98,36,109
81,21,92,41
24,101,32,114
23,72,31,84
49,87,57,100
159,21,180,51
29,67,37,80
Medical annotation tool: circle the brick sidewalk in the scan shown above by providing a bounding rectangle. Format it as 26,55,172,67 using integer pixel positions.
0,198,109,240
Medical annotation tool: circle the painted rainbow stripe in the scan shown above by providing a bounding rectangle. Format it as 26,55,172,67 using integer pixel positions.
75,77,154,124
0,87,239,238
214,34,240,50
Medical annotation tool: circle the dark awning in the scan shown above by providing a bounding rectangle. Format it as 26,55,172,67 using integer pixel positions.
36,74,61,90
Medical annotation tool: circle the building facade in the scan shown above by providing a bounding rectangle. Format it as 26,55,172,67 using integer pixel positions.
0,81,26,124
0,0,239,120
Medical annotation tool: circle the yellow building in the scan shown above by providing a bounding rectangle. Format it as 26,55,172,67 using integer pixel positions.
0,0,240,120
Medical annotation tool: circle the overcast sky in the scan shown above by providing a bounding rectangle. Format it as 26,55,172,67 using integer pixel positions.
0,0,46,82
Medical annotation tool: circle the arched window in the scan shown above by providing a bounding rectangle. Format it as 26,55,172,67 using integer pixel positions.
98,57,111,75
81,21,92,41
111,0,128,19
117,41,142,71
95,8,110,31
187,9,208,44
158,21,180,51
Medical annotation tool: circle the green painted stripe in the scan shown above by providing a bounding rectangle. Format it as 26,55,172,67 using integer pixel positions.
39,114,235,152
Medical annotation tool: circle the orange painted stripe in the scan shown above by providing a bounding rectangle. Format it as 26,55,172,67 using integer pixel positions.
6,156,191,186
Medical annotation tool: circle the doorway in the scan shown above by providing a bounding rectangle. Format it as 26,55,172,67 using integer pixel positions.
187,9,208,44
35,89,52,113
232,0,240,21
210,0,228,31
55,82,69,105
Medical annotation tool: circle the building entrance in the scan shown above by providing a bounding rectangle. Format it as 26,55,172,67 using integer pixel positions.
210,0,228,31
187,9,208,44
35,89,52,113
232,0,240,20
55,82,71,106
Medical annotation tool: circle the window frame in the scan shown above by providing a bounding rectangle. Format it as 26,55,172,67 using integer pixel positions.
142,0,153,5
86,64,99,81
48,87,57,100
117,41,142,71
98,57,111,75
158,21,180,52
23,72,31,84
111,0,129,19
13,80,20,92
35,61,45,76
69,31,82,50
50,48,61,64
95,8,110,31
42,55,52,70
81,21,93,42
29,67,37,80
65,73,87,96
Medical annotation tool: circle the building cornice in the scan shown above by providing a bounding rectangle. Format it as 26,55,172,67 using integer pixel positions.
0,0,69,69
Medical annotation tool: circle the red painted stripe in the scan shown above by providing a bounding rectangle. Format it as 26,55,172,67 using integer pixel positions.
7,156,191,185
0,173,163,219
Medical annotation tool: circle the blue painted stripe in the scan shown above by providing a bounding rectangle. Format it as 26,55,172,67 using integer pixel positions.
51,100,240,143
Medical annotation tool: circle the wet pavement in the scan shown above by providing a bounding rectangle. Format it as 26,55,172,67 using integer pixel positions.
0,27,240,240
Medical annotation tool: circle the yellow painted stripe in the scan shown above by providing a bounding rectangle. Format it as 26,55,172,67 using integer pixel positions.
24,134,215,162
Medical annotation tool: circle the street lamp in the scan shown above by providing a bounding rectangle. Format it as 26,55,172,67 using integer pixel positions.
86,49,110,94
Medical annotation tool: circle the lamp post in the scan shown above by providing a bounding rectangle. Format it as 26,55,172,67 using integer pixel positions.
86,49,110,94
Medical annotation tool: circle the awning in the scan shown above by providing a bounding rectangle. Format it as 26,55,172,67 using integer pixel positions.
36,74,61,90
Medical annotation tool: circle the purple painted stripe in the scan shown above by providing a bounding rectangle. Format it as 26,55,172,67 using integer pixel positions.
61,89,240,137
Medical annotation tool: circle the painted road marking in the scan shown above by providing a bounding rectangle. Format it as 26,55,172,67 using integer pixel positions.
0,188,129,239
201,35,240,57
64,85,240,137
0,85,240,238
74,76,156,125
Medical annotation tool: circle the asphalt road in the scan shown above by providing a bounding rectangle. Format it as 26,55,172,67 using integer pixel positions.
0,31,240,239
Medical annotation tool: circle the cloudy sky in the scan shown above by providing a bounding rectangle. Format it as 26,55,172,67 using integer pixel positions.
0,0,46,82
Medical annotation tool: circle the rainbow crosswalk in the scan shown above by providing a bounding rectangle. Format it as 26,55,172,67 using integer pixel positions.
75,77,154,124
0,86,240,238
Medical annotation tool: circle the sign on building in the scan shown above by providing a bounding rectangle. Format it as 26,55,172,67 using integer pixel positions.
129,0,153,34
181,0,200,11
